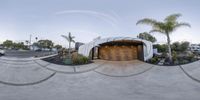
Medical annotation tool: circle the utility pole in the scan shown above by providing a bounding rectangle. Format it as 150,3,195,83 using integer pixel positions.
29,34,32,49
30,34,32,45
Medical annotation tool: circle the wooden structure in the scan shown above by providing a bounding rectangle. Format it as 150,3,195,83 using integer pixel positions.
78,37,153,61
91,40,144,61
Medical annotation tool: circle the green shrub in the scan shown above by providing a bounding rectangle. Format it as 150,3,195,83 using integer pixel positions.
72,53,89,65
153,44,168,53
172,51,178,62
187,53,196,62
179,59,189,64
161,52,168,58
149,57,159,64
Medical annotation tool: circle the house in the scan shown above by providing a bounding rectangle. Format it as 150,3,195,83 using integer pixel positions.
30,45,40,51
78,37,153,61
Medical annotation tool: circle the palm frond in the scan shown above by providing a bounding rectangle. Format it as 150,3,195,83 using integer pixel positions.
136,18,158,25
149,29,165,34
71,36,75,39
172,22,191,31
71,40,75,43
153,22,166,29
61,35,70,42
175,22,191,28
164,13,182,22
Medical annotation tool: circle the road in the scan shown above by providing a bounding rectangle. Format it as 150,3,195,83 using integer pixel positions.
4,50,56,58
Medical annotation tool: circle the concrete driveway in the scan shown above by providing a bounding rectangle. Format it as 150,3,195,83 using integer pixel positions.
0,57,200,100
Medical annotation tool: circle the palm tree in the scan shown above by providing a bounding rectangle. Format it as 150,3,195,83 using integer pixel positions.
61,32,75,58
136,13,191,63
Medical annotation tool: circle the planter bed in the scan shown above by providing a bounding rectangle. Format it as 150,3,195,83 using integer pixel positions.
42,55,93,66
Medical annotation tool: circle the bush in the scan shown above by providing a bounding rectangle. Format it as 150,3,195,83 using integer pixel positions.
172,51,178,62
187,53,196,62
161,52,168,58
72,53,89,65
179,59,189,64
171,41,190,52
149,56,159,64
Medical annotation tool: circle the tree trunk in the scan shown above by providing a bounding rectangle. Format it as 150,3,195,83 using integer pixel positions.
166,33,172,63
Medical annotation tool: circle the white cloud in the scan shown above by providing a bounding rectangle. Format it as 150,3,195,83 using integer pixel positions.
55,10,120,30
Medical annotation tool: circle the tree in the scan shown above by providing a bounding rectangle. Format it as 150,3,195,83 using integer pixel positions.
136,13,191,62
137,32,157,43
3,40,13,48
61,32,75,58
181,41,190,51
153,44,168,53
54,44,62,50
37,40,54,50
171,41,190,52
13,42,26,50
171,42,181,52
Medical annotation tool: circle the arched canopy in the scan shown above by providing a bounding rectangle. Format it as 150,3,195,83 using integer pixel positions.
78,37,153,61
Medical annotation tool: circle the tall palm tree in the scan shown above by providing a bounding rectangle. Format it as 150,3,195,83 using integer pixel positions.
136,13,191,62
61,32,75,58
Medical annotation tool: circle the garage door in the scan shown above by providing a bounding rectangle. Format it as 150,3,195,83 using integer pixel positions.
99,46,138,61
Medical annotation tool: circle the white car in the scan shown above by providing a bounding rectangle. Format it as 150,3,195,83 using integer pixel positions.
0,49,5,55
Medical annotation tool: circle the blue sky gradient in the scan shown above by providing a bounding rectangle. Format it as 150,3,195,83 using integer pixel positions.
0,0,199,46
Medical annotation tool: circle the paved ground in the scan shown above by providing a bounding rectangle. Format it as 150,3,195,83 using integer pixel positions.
0,57,200,100
4,50,56,58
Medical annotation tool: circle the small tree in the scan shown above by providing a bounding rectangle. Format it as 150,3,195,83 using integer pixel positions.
3,40,13,49
137,32,157,43
171,41,190,52
61,32,75,58
54,44,62,50
37,40,54,50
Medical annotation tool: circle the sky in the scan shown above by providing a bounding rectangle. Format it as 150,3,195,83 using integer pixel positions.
0,0,199,47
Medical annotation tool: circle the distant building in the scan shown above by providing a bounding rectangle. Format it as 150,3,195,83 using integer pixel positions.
30,45,40,51
75,42,84,51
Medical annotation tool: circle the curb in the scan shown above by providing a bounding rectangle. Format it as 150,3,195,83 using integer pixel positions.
0,72,56,86
179,65,200,83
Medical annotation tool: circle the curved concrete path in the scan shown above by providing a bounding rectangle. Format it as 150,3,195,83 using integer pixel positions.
1,63,199,100
1,56,200,100
180,60,200,83
0,58,55,86
94,60,154,77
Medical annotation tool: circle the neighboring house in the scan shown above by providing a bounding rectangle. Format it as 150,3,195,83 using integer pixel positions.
78,37,153,61
0,45,5,55
189,44,200,52
30,45,58,52
30,45,40,51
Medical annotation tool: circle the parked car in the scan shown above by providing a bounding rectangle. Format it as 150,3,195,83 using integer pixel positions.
0,48,5,55
35,49,42,52
189,44,200,55
189,44,200,52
